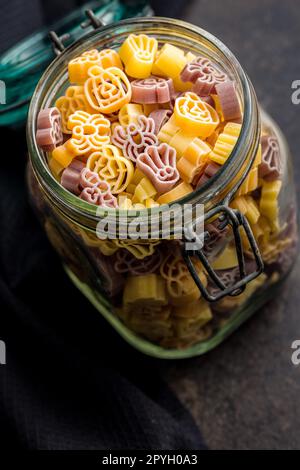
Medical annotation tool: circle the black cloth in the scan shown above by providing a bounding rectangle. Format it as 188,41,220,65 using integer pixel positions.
0,124,206,449
0,0,205,451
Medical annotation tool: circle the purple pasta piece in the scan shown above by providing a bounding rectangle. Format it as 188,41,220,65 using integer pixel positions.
36,107,63,151
79,168,101,189
149,109,172,134
131,76,175,104
194,162,221,188
111,115,158,162
180,57,227,95
80,186,102,205
136,143,179,193
61,159,85,195
215,80,242,122
203,219,229,256
259,135,282,182
79,180,117,207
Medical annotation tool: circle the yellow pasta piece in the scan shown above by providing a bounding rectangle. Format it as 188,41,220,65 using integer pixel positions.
253,144,262,166
48,156,64,180
74,226,118,254
173,300,213,334
131,167,146,186
143,103,160,116
132,177,157,203
84,65,131,114
172,75,193,93
156,181,193,204
185,51,197,62
118,304,173,342
55,86,95,134
68,49,123,84
114,239,160,259
259,180,282,231
260,237,292,264
209,122,241,165
160,253,206,305
211,94,224,121
157,114,180,144
119,34,158,78
52,111,111,167
177,138,211,183
212,246,239,270
86,144,134,194
68,49,102,84
118,103,143,126
214,273,267,313
230,195,260,225
236,167,259,196
145,198,160,208
174,92,219,138
126,183,137,194
123,274,168,309
118,195,133,210
152,43,186,79
170,51,196,92
98,48,123,70
51,142,75,168
168,130,194,158
241,215,272,250
132,203,146,210
118,194,147,210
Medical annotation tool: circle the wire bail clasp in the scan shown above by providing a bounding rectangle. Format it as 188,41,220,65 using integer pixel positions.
182,204,264,302
49,9,106,56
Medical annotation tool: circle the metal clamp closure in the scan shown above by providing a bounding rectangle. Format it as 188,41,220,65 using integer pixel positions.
182,204,264,302
49,9,106,56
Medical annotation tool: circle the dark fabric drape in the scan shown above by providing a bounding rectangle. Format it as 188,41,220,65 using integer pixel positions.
0,0,205,450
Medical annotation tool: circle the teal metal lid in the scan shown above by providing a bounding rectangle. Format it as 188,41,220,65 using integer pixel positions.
0,0,151,127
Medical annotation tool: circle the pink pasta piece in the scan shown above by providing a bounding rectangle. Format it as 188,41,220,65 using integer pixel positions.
80,186,102,205
169,91,182,111
259,135,282,182
80,180,118,208
194,161,221,188
136,143,179,193
215,80,242,121
149,109,172,134
209,259,258,297
111,115,158,162
203,219,229,256
180,57,227,96
79,167,101,189
201,95,215,107
131,76,175,104
60,159,85,195
98,191,118,208
36,107,63,151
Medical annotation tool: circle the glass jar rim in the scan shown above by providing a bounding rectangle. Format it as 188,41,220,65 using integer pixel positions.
27,16,260,227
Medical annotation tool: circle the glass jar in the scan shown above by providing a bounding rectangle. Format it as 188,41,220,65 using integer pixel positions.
26,17,298,359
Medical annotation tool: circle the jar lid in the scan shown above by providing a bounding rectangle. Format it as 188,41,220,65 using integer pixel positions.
0,0,152,127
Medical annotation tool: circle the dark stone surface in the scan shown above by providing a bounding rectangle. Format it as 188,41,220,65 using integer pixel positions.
163,0,300,450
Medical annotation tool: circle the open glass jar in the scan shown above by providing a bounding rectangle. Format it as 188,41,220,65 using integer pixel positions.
26,17,298,358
